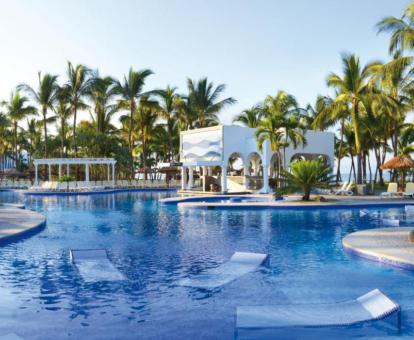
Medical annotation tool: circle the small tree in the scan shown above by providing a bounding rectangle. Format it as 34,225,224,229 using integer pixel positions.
280,160,334,201
59,175,74,191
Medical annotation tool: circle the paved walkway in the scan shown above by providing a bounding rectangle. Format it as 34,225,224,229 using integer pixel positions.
343,227,414,269
0,208,46,242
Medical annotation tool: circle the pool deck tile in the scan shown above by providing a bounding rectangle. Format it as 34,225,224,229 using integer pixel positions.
343,227,414,269
0,208,46,243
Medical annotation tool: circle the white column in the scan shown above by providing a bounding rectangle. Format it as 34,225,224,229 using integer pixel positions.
181,166,187,190
187,167,194,189
48,164,51,181
207,167,212,176
243,163,249,189
67,164,70,176
259,140,270,194
35,164,38,185
112,163,115,187
221,165,227,193
85,163,89,183
107,164,110,181
58,164,62,178
202,166,207,192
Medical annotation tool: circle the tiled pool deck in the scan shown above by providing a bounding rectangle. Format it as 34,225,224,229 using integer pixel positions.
343,227,414,270
0,207,46,244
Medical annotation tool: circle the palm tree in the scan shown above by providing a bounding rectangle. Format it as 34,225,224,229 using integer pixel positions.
261,91,306,166
155,86,180,161
114,68,153,173
325,53,382,184
65,62,92,156
187,78,236,128
19,72,59,158
53,88,72,157
88,76,118,134
233,105,263,128
280,160,334,201
1,91,36,165
377,2,414,54
133,96,159,180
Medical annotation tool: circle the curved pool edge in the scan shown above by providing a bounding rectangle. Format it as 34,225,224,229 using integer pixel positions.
342,227,414,271
0,208,46,246
176,199,414,210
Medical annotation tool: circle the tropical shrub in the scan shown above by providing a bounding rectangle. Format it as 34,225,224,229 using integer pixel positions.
279,160,334,201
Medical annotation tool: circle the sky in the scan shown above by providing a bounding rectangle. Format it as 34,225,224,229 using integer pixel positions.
0,0,409,125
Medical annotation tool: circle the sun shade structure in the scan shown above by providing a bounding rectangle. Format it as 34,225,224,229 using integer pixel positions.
33,158,116,185
178,252,269,289
381,156,414,191
70,249,125,282
236,289,400,332
179,125,334,194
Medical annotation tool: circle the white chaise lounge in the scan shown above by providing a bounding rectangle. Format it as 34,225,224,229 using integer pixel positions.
178,252,269,289
236,289,400,334
380,182,399,197
403,183,414,198
70,249,125,282
334,182,354,196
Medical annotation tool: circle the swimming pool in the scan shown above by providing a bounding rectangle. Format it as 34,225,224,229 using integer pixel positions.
0,190,413,339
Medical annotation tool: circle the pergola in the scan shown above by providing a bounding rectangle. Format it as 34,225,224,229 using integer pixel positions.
33,158,116,185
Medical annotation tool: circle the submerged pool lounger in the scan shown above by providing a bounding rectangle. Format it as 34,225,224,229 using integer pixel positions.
178,252,269,289
236,289,400,331
382,218,400,227
70,249,125,282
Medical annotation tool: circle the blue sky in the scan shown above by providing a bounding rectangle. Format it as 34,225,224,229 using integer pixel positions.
0,0,409,126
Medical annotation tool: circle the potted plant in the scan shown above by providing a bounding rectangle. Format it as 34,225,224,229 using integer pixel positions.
58,175,74,192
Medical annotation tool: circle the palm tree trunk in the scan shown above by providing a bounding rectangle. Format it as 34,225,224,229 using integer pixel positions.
13,121,18,167
336,119,344,184
61,119,65,158
43,107,48,158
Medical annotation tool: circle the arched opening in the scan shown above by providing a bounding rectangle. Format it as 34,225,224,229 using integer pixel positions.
269,152,282,189
246,152,263,190
226,152,246,192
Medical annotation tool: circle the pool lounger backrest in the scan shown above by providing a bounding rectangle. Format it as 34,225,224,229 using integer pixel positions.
70,249,108,263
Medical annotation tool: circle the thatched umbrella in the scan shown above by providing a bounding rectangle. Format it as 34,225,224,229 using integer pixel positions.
380,155,414,190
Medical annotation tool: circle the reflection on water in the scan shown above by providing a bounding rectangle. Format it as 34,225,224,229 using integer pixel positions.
0,191,413,339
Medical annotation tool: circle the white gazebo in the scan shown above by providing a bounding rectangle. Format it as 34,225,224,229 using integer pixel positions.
179,125,335,194
33,158,116,186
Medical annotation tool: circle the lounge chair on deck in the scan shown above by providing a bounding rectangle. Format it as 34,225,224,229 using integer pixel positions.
178,252,269,289
380,182,399,197
334,182,354,196
403,182,414,198
236,289,400,334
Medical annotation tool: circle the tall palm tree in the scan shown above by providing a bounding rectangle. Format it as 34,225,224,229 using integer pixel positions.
187,78,236,128
155,86,180,161
53,87,72,157
377,2,414,54
261,91,306,166
326,53,382,183
1,91,36,165
129,96,160,180
114,68,153,173
19,72,59,158
65,62,92,156
88,76,118,134
233,105,263,128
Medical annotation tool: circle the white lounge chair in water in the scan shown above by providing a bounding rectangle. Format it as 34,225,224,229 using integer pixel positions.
380,182,399,197
236,289,400,335
70,249,125,282
178,252,269,289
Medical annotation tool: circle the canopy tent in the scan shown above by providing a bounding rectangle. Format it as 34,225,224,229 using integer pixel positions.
33,158,116,185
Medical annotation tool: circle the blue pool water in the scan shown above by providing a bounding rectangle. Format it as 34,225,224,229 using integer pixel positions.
0,190,414,339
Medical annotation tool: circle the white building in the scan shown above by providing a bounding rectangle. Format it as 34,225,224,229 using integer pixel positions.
179,125,334,194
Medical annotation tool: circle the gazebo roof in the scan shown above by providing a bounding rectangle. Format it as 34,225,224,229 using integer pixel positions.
33,158,116,165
